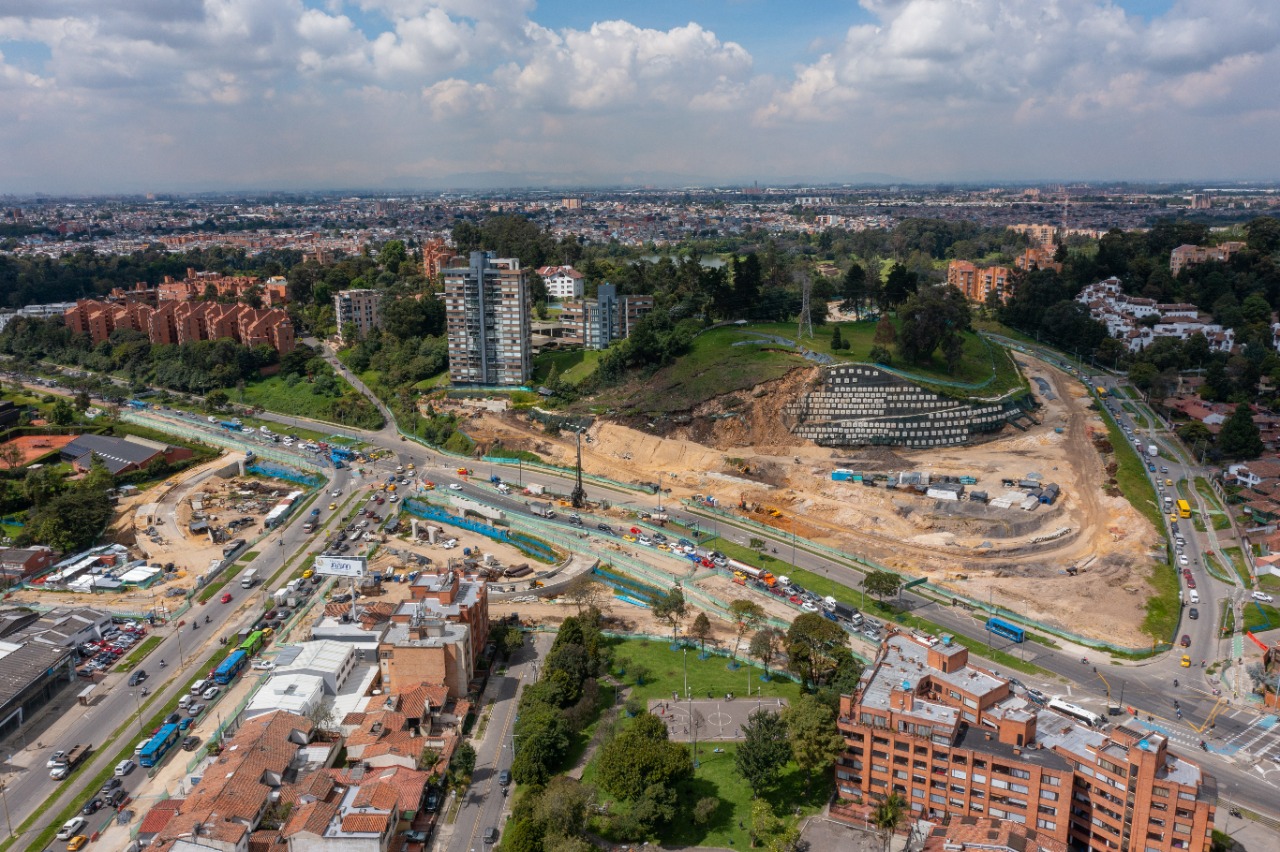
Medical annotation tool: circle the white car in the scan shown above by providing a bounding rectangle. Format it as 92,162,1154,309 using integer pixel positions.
332,490,341,497
448,483,462,491
251,660,275,671
1253,591,1275,603
115,759,136,776
1178,555,1189,566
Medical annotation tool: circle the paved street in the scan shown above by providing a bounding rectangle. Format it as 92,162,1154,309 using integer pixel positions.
439,633,547,852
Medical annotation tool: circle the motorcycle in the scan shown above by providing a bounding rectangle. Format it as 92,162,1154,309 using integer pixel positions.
205,615,211,624
159,660,166,668
1173,679,1178,688
1229,807,1242,818
1080,656,1089,665
1199,740,1208,751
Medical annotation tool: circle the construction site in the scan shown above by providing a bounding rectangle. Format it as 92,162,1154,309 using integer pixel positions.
433,351,1162,646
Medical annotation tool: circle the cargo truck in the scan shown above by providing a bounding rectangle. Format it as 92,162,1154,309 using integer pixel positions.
240,568,259,589
1147,444,1159,458
530,502,556,518
49,743,89,779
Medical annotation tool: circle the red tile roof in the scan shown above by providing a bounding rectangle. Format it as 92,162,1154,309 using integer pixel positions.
139,798,183,835
342,811,392,834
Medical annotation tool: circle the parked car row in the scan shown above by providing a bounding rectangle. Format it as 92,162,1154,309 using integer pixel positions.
77,623,149,676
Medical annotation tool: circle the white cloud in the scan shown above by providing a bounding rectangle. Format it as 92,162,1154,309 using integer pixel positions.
0,0,1277,191
494,20,752,111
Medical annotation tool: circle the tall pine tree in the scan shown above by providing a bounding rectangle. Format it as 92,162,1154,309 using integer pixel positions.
1219,402,1263,459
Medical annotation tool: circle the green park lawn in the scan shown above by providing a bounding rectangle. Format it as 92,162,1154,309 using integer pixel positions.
582,637,822,849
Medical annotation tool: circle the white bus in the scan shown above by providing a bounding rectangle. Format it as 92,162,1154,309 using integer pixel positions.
1047,697,1106,728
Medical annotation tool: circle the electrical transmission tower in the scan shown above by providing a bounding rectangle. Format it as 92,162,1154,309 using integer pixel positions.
797,271,814,339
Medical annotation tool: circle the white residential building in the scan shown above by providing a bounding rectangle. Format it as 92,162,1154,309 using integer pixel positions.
535,265,585,300
1077,277,1235,354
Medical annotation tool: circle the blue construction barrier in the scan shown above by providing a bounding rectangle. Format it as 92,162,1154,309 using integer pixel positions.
593,565,665,602
246,462,325,489
402,499,556,562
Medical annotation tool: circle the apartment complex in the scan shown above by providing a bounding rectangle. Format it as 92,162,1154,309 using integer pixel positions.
379,569,491,698
1015,246,1063,274
152,268,289,306
947,260,1013,304
558,283,655,349
65,298,296,354
444,251,531,387
335,288,383,344
1169,242,1247,275
1077,277,1235,354
535,264,586,300
1010,223,1060,250
834,631,1216,852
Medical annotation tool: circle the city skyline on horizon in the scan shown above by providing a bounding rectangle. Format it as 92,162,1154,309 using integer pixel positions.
2,1,1279,194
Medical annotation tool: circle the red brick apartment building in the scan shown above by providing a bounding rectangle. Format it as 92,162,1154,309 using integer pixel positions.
835,632,1216,852
65,298,295,354
947,260,1013,304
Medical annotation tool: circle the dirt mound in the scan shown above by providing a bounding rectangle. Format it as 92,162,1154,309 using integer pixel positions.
663,366,818,451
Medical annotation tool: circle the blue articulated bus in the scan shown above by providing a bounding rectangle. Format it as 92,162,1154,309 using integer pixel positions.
213,649,248,685
139,723,179,767
986,616,1025,644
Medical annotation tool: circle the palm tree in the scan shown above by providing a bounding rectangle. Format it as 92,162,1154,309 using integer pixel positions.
872,793,906,852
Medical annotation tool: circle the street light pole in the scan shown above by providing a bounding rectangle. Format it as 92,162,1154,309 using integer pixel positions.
0,778,12,837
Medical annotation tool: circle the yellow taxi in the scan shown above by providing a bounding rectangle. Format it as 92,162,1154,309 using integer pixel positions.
1181,654,1191,667
407,463,415,471
68,837,89,851
329,502,337,510
1168,514,1177,523
1165,478,1173,486
622,534,637,543
424,481,435,490
302,569,313,579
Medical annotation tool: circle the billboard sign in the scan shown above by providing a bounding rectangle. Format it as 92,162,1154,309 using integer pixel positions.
314,556,367,578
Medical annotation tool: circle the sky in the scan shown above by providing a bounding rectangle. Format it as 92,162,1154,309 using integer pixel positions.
1,0,1277,193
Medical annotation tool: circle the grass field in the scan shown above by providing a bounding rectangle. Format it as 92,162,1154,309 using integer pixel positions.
745,319,1021,392
1203,552,1233,585
582,637,820,850
1242,601,1279,632
592,326,803,415
1100,408,1163,532
222,373,384,429
1141,559,1183,646
533,349,604,385
1222,547,1252,587
588,317,1025,417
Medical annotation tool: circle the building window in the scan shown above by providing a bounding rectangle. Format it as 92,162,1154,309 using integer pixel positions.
1151,786,1169,797
1037,819,1057,831
951,769,966,779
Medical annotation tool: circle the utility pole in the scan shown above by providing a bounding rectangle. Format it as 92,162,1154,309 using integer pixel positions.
570,428,586,509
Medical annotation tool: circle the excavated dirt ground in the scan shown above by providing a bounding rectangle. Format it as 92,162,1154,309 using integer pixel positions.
435,354,1159,645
